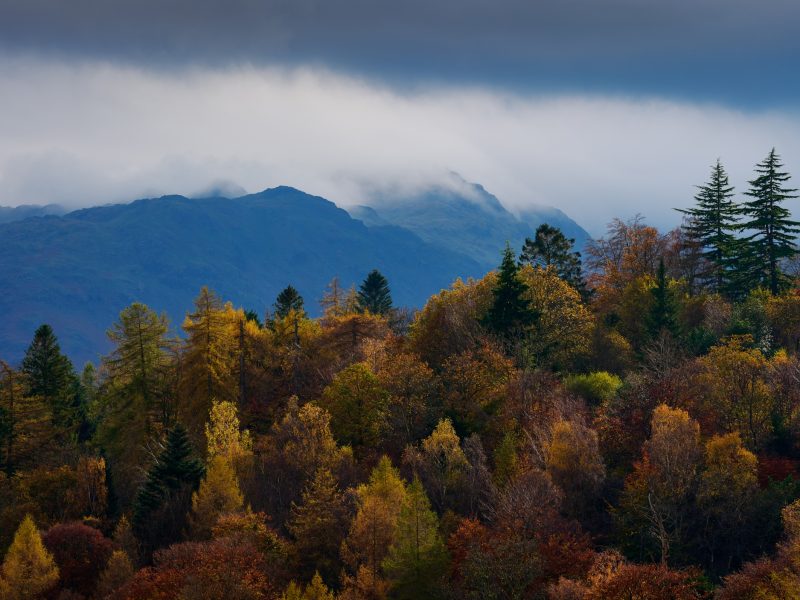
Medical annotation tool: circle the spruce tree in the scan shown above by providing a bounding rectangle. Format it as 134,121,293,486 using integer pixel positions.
483,244,536,338
357,270,393,315
519,223,584,291
21,324,85,442
274,286,305,319
738,148,799,294
133,423,205,555
677,160,739,292
648,258,679,339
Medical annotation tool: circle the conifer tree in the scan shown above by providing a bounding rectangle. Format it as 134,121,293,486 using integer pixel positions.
0,515,59,599
274,286,305,319
357,270,393,315
0,361,52,475
738,148,799,294
342,456,408,579
483,244,536,338
100,303,174,504
21,324,85,440
677,160,739,292
288,468,349,585
519,223,585,292
180,287,239,437
189,455,244,539
105,303,172,428
95,550,134,599
133,423,205,555
320,277,348,317
648,258,679,339
382,477,448,599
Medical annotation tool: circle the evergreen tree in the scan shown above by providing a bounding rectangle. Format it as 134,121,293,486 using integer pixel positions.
133,423,205,555
382,477,448,600
519,223,585,291
99,303,174,505
274,286,305,319
738,148,799,294
648,258,679,339
357,270,393,315
677,160,739,292
21,324,84,439
0,514,59,599
483,244,536,337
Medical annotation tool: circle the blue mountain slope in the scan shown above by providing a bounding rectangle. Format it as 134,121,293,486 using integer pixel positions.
0,187,481,365
351,177,591,269
0,204,67,224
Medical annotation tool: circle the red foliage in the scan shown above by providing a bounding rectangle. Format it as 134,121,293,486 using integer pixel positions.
538,528,595,581
447,518,488,580
586,563,706,600
117,537,278,600
757,455,800,487
42,521,113,597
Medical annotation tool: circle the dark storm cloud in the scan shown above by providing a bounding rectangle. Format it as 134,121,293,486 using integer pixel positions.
1,0,799,105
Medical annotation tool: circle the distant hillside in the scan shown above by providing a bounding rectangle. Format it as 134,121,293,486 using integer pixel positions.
0,187,480,365
349,175,591,269
0,203,66,224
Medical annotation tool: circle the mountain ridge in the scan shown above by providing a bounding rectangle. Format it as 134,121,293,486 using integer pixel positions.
0,183,589,365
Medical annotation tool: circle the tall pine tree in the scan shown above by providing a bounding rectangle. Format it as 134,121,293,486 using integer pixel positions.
273,286,305,319
738,148,799,294
99,303,174,506
357,270,393,315
483,244,536,338
21,324,86,442
133,423,205,556
519,223,585,292
677,160,739,293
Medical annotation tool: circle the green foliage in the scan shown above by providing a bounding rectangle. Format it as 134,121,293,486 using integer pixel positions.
98,302,173,505
564,371,622,404
357,269,393,315
321,362,389,452
483,244,536,338
133,423,205,555
519,223,585,292
738,148,799,294
677,159,739,293
274,286,305,319
383,477,448,599
21,324,86,442
648,258,680,339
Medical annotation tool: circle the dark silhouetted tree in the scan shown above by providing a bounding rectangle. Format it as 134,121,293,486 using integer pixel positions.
483,244,536,338
738,148,799,294
677,159,739,293
274,286,305,319
520,223,585,292
357,270,393,315
133,423,205,556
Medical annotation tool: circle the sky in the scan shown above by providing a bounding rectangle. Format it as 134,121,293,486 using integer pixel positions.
1,0,799,233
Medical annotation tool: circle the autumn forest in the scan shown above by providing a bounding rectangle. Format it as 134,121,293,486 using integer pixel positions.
5,151,800,599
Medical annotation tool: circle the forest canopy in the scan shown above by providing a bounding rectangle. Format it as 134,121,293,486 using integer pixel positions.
3,151,800,599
